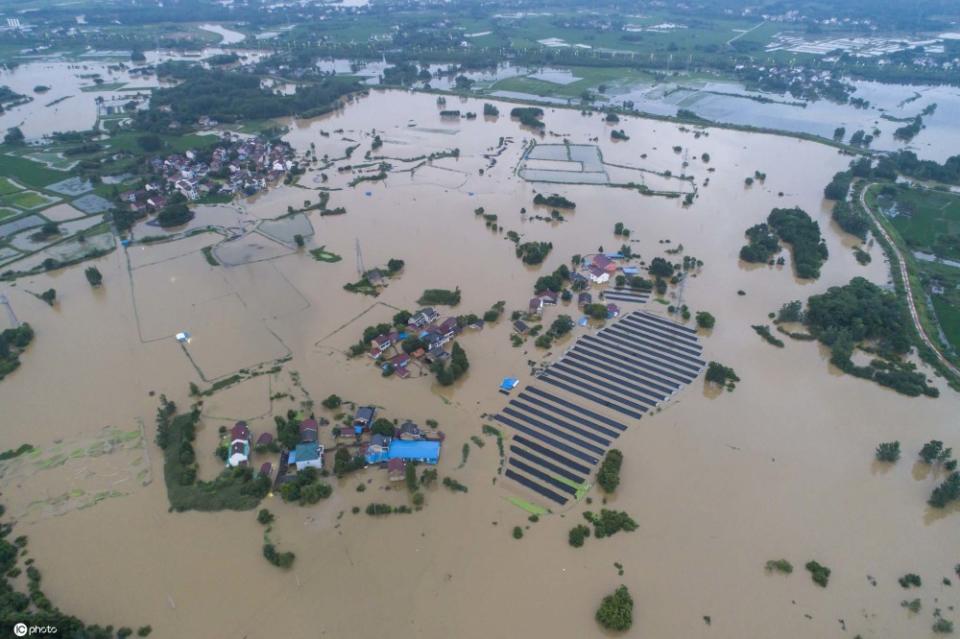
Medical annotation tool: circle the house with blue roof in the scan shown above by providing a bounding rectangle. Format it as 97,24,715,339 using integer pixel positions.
290,442,324,471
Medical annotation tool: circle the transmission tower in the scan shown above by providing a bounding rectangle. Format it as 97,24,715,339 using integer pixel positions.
355,238,365,277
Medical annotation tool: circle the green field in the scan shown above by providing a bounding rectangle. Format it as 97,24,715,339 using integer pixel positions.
886,187,960,259
0,152,66,188
0,207,19,220
932,293,960,352
490,66,654,99
0,189,57,210
0,177,22,195
80,82,127,92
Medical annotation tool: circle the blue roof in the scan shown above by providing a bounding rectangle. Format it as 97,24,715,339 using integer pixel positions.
387,440,440,464
622,266,639,275
294,443,320,461
500,377,519,391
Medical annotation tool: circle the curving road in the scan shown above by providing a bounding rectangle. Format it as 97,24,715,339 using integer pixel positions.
859,183,960,378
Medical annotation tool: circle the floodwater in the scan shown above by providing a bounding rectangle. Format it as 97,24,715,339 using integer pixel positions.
1,89,958,639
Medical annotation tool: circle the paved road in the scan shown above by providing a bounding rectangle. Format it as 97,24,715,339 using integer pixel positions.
859,183,960,378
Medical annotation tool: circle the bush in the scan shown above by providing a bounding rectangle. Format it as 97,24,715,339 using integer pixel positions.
512,526,523,539
569,524,590,547
257,509,274,525
84,266,103,287
584,509,637,538
695,311,715,329
765,559,793,574
805,560,831,587
263,543,295,568
595,585,633,631
875,441,901,462
321,394,342,409
898,573,922,588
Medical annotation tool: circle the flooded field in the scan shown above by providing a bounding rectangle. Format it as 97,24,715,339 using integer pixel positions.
1,89,958,639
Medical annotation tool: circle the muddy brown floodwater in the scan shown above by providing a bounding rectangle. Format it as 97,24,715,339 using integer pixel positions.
1,89,957,638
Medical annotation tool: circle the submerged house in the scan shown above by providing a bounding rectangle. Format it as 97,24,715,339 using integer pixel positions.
227,421,251,467
290,442,324,471
299,418,319,443
354,406,376,434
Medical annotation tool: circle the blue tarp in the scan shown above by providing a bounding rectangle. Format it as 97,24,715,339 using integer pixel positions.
622,266,639,275
500,377,519,392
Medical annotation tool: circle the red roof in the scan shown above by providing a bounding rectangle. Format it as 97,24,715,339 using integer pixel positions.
299,419,318,433
387,458,405,472
256,432,273,445
230,422,250,441
259,462,272,477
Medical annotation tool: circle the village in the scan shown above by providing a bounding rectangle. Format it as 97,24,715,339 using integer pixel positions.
119,133,295,214
219,403,444,497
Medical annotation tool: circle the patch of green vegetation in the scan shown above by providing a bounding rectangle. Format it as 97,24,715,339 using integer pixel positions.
343,277,378,296
154,398,268,512
309,245,342,262
596,449,622,493
595,585,633,632
201,245,219,266
418,287,461,306
805,560,831,587
705,361,739,391
765,559,793,574
752,324,785,347
883,186,960,261
0,152,68,187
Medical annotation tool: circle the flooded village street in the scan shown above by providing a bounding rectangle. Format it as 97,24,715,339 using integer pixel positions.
0,87,958,639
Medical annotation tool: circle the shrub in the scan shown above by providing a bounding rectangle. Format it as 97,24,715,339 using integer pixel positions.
512,526,523,539
898,573,922,588
765,559,793,574
695,311,715,329
256,509,274,525
805,560,831,587
595,585,633,631
84,266,103,287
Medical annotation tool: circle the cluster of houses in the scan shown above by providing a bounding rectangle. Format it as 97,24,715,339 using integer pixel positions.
225,421,276,479
120,134,295,212
524,252,626,321
368,307,468,377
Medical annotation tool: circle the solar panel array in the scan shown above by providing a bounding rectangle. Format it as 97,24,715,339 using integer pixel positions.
497,311,705,506
601,288,651,305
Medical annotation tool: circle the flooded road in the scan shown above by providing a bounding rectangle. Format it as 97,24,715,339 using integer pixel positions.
1,90,957,638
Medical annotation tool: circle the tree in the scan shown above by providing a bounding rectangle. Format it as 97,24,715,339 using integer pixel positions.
405,462,418,492
157,202,193,227
550,314,574,337
596,585,633,631
597,449,623,493
920,440,947,464
695,311,715,329
569,524,590,547
136,134,162,152
131,49,146,63
371,418,395,437
257,509,274,525
648,257,674,278
39,289,56,306
512,526,523,539
393,310,411,326
84,266,103,287
321,394,341,409
294,234,305,247
833,126,846,141
805,560,831,587
875,441,901,463
387,258,405,273
4,126,24,146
